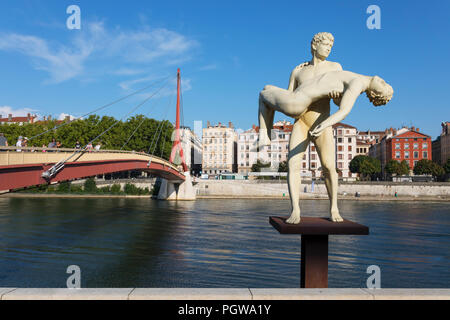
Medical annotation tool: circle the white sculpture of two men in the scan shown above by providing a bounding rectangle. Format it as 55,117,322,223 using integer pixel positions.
258,32,393,224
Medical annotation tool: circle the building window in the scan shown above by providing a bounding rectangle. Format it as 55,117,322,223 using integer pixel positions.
395,143,400,149
348,154,352,160
404,143,409,149
404,151,410,159
311,146,316,151
348,146,352,151
423,143,428,149
338,130,343,135
338,138,343,143
395,151,400,158
311,154,316,160
302,162,306,169
338,146,343,152
311,162,316,169
414,151,419,158
338,154,343,160
414,143,418,149
337,162,343,169
414,160,418,167
423,151,428,159
348,138,352,143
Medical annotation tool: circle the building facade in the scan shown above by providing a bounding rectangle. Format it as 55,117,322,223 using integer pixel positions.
179,126,203,175
0,113,37,125
202,122,237,175
439,122,450,165
369,127,432,173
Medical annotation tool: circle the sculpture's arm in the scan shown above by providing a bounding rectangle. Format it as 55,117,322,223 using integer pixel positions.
310,80,364,138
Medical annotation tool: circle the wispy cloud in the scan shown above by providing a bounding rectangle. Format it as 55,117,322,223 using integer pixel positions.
0,21,199,84
0,105,39,117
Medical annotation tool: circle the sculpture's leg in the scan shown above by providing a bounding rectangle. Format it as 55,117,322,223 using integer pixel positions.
258,98,274,148
286,119,310,224
314,126,343,222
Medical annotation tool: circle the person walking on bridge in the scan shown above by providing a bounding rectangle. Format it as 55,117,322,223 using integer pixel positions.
0,133,8,147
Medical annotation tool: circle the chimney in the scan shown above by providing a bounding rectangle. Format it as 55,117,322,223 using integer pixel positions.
416,128,420,132
252,124,256,130
228,122,233,129
207,120,211,127
218,122,222,127
411,126,415,132
8,114,12,121
27,113,31,119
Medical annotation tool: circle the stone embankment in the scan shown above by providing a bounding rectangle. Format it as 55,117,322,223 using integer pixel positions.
195,180,450,200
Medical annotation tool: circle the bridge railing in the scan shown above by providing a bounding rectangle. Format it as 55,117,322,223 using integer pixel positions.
0,146,180,172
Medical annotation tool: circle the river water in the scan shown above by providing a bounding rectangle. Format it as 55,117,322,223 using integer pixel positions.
0,198,448,288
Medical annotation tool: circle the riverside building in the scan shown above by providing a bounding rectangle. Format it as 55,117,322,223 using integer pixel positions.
202,121,237,175
179,126,203,175
369,126,432,173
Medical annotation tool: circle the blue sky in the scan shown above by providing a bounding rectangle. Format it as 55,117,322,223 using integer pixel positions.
0,0,449,138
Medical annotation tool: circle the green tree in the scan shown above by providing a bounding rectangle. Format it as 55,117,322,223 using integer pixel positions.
349,155,380,180
444,158,450,174
278,160,288,172
414,159,445,178
251,159,271,172
398,160,410,176
84,178,97,193
384,160,400,176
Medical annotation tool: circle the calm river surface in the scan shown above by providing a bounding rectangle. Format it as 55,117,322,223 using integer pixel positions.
0,198,448,288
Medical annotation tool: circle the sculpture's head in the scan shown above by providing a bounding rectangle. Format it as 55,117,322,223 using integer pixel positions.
311,32,334,60
366,76,394,106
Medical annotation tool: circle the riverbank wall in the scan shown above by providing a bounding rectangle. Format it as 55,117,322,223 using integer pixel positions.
195,180,450,200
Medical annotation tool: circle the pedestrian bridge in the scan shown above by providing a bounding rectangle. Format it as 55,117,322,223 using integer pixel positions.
0,146,185,192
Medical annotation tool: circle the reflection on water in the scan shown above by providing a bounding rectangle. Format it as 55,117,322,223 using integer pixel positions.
0,198,448,288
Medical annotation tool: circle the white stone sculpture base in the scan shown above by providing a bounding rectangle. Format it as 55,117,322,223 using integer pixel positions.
157,172,196,201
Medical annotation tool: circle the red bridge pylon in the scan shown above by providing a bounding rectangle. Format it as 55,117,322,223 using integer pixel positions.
169,68,188,172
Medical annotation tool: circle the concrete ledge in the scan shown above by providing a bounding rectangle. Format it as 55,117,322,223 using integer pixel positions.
129,288,252,300
250,288,373,300
0,288,449,300
362,288,450,300
1,288,134,300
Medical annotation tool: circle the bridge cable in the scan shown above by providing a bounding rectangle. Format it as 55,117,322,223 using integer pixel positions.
41,76,174,180
147,98,173,167
28,74,173,142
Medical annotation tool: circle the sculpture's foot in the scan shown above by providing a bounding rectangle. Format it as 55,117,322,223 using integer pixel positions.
286,211,301,224
330,208,344,222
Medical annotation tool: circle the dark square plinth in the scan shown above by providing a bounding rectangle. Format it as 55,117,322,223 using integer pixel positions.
270,216,369,235
269,216,369,288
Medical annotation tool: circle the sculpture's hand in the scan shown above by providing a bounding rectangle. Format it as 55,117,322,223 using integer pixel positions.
295,62,310,70
328,90,342,106
309,124,325,139
328,90,341,99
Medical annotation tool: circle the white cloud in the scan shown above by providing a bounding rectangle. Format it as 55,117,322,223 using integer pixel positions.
0,21,199,84
0,105,38,117
58,113,76,121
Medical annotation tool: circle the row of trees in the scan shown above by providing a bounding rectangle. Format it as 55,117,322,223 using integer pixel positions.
251,155,450,181
0,115,174,159
350,156,450,180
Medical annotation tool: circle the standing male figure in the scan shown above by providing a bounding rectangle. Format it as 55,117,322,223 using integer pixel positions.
288,32,343,223
259,32,344,223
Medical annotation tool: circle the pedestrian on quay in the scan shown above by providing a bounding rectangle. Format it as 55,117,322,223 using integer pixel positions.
56,141,62,148
75,140,81,149
86,142,93,152
94,142,101,151
16,136,23,152
48,138,56,149
42,144,47,152
0,133,8,148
